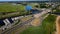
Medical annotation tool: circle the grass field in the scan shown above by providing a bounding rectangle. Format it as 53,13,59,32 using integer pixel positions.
0,3,25,13
20,14,57,34
0,3,32,19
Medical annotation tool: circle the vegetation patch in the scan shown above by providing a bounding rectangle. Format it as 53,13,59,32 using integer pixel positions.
20,14,57,34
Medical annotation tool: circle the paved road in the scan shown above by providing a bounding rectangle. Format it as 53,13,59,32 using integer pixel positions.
0,15,32,30
1,17,35,34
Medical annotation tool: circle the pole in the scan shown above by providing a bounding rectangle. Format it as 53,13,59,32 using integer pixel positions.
56,16,60,34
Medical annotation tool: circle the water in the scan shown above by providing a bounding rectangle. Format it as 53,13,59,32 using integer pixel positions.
31,9,42,14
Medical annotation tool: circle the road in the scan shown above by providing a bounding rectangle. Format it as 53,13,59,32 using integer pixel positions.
33,9,50,18
1,8,51,34
0,15,32,30
33,9,50,22
1,17,35,34
32,9,51,26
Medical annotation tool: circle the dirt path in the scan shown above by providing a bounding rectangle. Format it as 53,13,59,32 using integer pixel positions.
56,16,60,34
31,18,41,26
31,14,49,26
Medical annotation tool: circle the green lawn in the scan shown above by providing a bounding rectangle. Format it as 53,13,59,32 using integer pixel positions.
0,3,31,19
0,3,25,13
20,14,57,34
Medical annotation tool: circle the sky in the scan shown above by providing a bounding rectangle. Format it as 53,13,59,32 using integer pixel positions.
0,0,59,1
0,0,49,1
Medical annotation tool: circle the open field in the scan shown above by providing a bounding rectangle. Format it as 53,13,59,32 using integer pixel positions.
20,14,57,34
0,3,32,19
0,3,25,13
31,18,40,26
0,3,59,34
